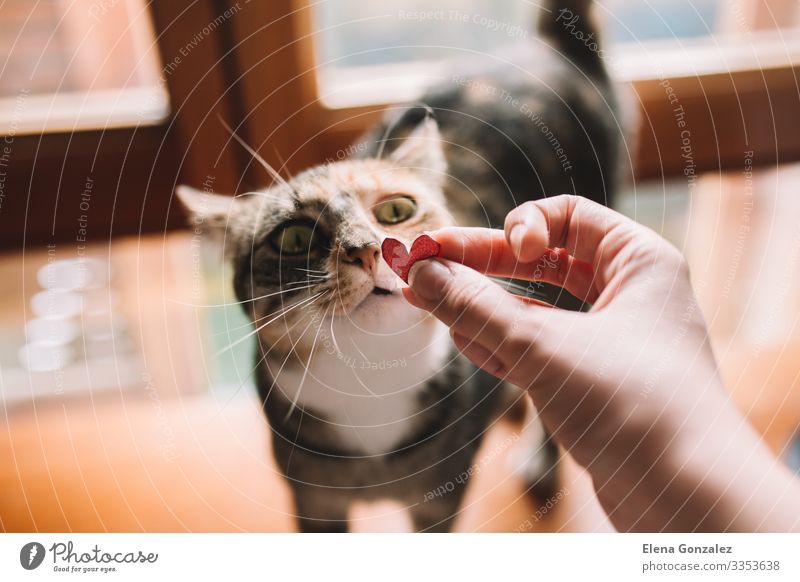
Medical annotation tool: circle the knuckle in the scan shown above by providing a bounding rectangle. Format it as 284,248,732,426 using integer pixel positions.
505,328,534,361
670,246,690,274
653,239,689,277
573,195,605,222
505,201,535,230
518,200,541,213
508,309,545,351
445,274,491,315
672,253,689,277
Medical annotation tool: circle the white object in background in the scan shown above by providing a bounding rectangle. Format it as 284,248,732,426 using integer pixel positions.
25,317,80,346
37,257,109,291
17,342,76,372
30,289,83,319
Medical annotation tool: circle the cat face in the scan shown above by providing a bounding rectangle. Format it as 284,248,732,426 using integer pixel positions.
178,119,453,356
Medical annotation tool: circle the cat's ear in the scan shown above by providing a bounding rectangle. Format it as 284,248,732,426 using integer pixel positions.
388,117,447,183
175,185,239,232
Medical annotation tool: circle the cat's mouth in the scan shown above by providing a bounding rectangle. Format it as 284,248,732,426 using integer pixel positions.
352,284,401,312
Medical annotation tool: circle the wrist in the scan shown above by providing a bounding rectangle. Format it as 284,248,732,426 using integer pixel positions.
600,399,800,532
665,403,800,531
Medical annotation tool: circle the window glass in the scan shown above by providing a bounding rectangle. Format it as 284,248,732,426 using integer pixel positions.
0,0,167,133
313,0,720,71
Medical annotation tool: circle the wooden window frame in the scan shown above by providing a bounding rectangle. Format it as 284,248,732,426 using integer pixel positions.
0,1,248,248
2,0,798,248
221,0,800,184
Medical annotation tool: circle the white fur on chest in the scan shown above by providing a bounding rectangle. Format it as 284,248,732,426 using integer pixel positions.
269,296,451,455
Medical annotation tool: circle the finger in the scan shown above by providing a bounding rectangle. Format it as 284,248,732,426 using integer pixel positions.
504,195,674,291
433,227,521,272
504,195,625,264
429,227,539,276
451,332,505,378
503,201,550,262
431,227,599,304
403,258,533,357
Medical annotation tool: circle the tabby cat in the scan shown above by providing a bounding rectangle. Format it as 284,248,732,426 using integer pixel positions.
179,0,621,532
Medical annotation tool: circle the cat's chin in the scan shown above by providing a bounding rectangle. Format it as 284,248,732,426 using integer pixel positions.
347,288,425,333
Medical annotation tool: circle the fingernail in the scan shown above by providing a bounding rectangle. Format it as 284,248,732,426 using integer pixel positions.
509,223,526,256
408,260,450,302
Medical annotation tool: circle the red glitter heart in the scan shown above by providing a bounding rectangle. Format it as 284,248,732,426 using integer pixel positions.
381,235,441,283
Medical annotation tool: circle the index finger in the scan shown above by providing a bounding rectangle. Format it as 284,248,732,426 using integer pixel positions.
432,226,526,273
504,195,675,293
430,226,598,303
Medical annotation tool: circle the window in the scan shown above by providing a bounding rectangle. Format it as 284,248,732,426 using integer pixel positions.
270,0,797,184
315,0,722,72
310,0,778,108
0,1,250,248
0,0,167,134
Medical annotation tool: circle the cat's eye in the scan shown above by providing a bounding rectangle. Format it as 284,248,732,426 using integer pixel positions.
374,197,417,224
271,223,316,256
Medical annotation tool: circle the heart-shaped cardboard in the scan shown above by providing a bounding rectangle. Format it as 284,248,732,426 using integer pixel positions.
381,235,441,283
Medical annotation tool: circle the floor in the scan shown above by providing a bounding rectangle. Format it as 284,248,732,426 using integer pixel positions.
2,163,800,532
1,393,613,532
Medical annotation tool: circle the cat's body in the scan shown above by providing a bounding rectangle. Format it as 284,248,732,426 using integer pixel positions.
262,349,502,532
179,0,621,532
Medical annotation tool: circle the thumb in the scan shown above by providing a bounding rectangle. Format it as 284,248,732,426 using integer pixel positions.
403,258,543,367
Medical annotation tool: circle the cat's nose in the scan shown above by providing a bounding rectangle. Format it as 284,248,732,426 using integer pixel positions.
343,243,380,274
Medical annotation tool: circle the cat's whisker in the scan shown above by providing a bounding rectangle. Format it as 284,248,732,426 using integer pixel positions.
283,278,327,288
260,307,327,471
215,291,327,356
218,116,301,199
290,274,328,280
254,288,329,325
328,304,341,355
336,408,370,451
350,371,380,398
294,267,328,275
239,310,323,455
209,313,311,418
260,283,321,297
257,315,316,402
173,283,320,309
243,290,329,347
349,337,370,364
271,146,293,181
287,273,329,281
236,189,283,201
210,289,320,337
284,302,331,421
212,316,267,338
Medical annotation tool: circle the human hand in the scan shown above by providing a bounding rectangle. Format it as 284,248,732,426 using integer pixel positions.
404,195,800,532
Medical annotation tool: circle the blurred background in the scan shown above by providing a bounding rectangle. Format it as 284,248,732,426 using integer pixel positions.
1,0,799,532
